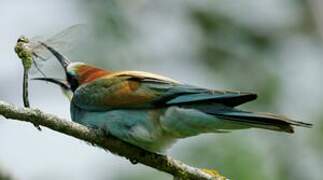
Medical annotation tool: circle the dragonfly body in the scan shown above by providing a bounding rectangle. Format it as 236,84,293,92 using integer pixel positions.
36,44,312,153
15,36,41,129
14,24,85,107
14,25,85,130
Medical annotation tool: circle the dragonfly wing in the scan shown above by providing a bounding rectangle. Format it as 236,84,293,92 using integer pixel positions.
29,24,88,74
30,24,87,61
41,24,88,53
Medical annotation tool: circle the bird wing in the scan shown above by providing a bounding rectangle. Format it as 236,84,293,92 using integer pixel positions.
72,71,257,111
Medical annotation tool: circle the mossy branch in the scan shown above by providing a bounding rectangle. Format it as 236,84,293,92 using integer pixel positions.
0,100,226,180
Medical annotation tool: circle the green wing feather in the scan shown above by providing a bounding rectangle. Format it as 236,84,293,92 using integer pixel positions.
72,73,257,111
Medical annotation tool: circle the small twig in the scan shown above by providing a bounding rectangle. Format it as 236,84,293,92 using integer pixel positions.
0,100,226,180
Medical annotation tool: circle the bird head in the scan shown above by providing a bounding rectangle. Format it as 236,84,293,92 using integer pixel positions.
33,42,110,99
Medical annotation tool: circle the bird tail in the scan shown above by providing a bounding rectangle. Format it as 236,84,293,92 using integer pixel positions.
212,110,312,133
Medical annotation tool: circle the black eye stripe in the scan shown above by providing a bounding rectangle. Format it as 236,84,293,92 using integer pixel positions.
66,72,79,92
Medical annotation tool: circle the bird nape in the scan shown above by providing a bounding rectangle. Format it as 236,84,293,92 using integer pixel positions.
33,42,312,153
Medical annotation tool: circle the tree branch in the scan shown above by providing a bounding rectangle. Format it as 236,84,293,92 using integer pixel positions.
0,100,226,180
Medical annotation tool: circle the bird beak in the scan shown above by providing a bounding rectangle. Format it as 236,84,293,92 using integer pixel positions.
31,77,70,90
32,77,73,100
39,42,71,70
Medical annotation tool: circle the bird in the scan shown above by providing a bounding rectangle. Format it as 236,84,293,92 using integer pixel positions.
33,42,312,153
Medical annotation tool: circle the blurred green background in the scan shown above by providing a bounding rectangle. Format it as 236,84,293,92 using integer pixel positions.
0,0,322,179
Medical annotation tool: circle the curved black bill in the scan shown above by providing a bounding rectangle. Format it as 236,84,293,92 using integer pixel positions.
39,42,71,70
31,77,70,90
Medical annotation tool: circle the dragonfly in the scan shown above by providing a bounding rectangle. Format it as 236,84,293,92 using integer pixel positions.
14,24,86,130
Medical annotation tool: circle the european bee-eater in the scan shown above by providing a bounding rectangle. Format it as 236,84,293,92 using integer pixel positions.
34,43,312,153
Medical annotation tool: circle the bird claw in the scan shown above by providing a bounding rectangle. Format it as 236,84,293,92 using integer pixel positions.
90,126,109,136
98,126,109,136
